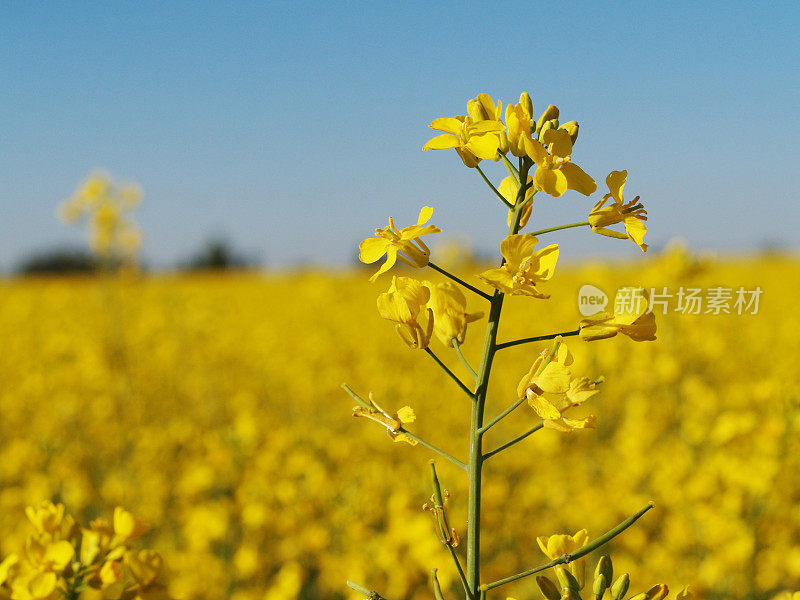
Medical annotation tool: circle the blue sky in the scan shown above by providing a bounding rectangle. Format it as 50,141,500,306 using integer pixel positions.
2,1,798,270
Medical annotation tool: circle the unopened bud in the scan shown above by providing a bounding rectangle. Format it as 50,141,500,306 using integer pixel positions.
537,575,561,600
432,569,445,600
593,574,608,598
645,584,669,600
556,566,580,593
520,92,533,118
538,119,557,140
611,574,630,600
595,555,613,588
536,104,560,134
560,120,579,144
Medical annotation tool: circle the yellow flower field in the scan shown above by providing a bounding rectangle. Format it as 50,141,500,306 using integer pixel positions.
0,249,797,599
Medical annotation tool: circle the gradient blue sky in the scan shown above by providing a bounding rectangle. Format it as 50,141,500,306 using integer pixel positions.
2,1,798,270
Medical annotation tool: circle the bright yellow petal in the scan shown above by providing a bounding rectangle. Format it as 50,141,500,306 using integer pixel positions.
524,136,548,166
527,392,562,420
527,244,559,281
466,134,502,159
606,170,628,203
500,234,539,269
535,362,571,394
429,117,464,135
478,267,514,294
359,237,391,264
624,217,648,251
534,167,568,197
395,406,416,425
417,206,434,225
369,249,397,282
541,128,573,159
423,134,461,151
561,162,597,196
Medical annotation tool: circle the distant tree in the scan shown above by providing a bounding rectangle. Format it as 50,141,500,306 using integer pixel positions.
15,247,98,275
183,239,258,271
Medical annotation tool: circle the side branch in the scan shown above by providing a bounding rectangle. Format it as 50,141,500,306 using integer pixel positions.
483,422,543,460
477,397,526,435
400,429,468,470
528,221,590,237
425,347,476,399
479,502,655,592
495,329,579,351
452,339,478,380
428,262,492,301
475,165,513,209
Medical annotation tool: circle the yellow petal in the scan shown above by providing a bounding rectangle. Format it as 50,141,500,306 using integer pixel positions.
541,128,573,159
624,217,648,251
466,134,502,160
528,244,559,281
395,406,416,425
527,391,562,420
535,362,571,394
369,249,398,282
606,170,628,203
524,136,548,166
417,206,434,225
358,237,391,264
429,117,464,135
500,234,539,269
423,134,461,151
478,267,514,294
561,162,597,196
534,167,568,197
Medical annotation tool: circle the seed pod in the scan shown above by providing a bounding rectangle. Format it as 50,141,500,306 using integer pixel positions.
611,574,630,600
556,566,581,593
537,575,562,600
593,574,608,598
536,104,560,134
594,555,612,586
431,569,445,600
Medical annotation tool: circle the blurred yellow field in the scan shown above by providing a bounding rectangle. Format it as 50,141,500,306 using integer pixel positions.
1,249,797,599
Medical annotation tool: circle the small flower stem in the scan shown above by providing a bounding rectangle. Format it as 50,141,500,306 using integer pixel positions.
428,262,492,301
495,329,580,351
479,503,655,592
448,545,473,599
425,347,475,400
347,581,389,600
399,429,468,470
475,165,514,209
452,339,478,380
482,422,544,460
477,397,526,435
528,221,590,237
500,153,520,180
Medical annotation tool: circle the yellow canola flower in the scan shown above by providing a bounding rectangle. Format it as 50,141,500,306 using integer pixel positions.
517,344,600,432
526,127,597,197
425,281,484,347
113,506,150,545
423,113,506,168
500,175,534,230
124,550,164,588
467,93,509,156
359,207,441,282
377,276,434,349
538,529,590,588
10,571,58,600
580,288,657,342
25,538,74,573
352,393,417,445
479,234,558,298
505,95,536,158
589,170,648,252
24,502,64,535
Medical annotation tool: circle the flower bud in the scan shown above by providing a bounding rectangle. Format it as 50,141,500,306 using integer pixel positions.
593,574,608,598
536,104,560,134
537,576,562,600
520,92,534,118
560,121,579,144
556,566,580,593
538,119,559,140
611,574,630,600
594,555,613,588
645,584,669,600
432,569,445,600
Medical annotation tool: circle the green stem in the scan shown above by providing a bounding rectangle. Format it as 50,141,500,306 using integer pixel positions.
448,546,473,600
428,262,492,301
452,339,478,380
479,503,655,592
500,153,520,179
529,221,590,237
482,422,544,460
495,329,580,351
475,165,513,209
400,429,467,470
477,397,526,435
425,348,475,400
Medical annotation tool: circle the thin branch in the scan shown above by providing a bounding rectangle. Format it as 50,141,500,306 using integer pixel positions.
475,164,513,209
447,546,473,599
477,397,526,435
495,329,580,351
400,429,468,470
479,502,655,592
428,262,492,301
425,347,475,399
528,221,590,237
483,422,544,460
500,153,520,180
452,339,478,380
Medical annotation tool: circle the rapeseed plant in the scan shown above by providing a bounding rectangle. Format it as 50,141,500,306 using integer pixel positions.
345,92,691,600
